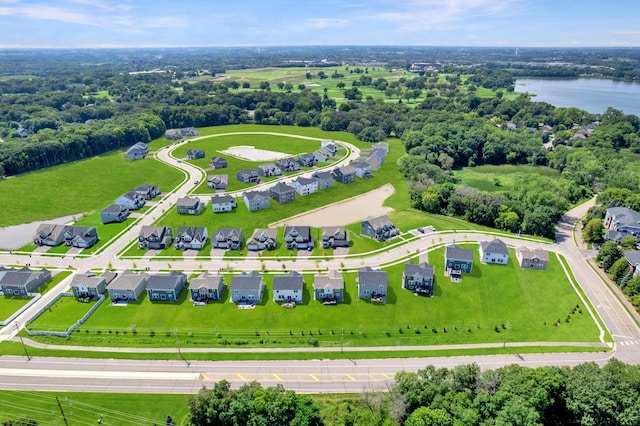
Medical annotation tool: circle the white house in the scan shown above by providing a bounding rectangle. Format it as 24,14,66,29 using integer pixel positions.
290,176,319,196
273,271,304,303
479,238,509,264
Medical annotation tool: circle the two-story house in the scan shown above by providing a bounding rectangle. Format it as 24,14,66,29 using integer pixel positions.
273,271,304,303
70,272,107,300
313,270,344,304
33,223,67,247
230,271,265,304
284,226,314,251
0,267,52,298
297,153,317,168
257,163,281,177
189,272,226,302
332,165,356,184
63,226,99,248
351,161,372,178
247,228,277,251
291,177,318,196
115,191,146,210
321,226,349,249
479,238,509,264
445,244,474,275
357,266,388,304
176,196,204,215
312,171,333,189
516,247,549,270
186,149,205,160
361,215,399,242
237,169,260,184
146,271,187,302
211,194,236,213
243,191,271,212
212,228,243,250
276,157,300,172
106,270,148,302
321,139,338,156
138,226,173,250
604,207,640,242
402,262,434,296
124,142,148,160
270,182,296,204
100,204,130,224
132,184,160,200
210,156,228,169
175,226,208,250
207,174,228,190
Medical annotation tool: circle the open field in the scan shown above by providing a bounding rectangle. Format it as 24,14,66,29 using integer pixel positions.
26,246,603,349
0,296,32,322
453,164,561,193
26,295,96,332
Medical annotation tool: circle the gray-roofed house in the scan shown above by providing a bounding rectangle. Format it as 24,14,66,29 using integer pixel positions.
276,157,300,172
445,244,474,274
176,196,204,215
270,182,296,204
175,226,208,250
368,147,387,164
211,194,236,213
479,238,509,265
138,226,173,250
70,272,106,300
365,156,382,171
332,165,356,184
291,176,318,196
115,191,146,210
243,190,270,212
312,171,333,189
297,153,317,167
321,139,338,155
106,270,148,302
313,147,332,163
165,129,182,140
357,267,388,304
247,228,277,251
33,224,67,247
64,226,98,248
604,207,640,242
257,163,281,177
361,215,399,242
0,267,52,298
402,262,434,296
189,272,226,302
181,127,199,137
133,184,160,200
186,149,205,160
146,272,187,302
516,247,549,270
101,204,130,224
372,142,389,153
624,250,640,276
230,271,265,304
237,169,260,184
210,157,228,169
124,142,148,160
321,226,349,249
273,271,304,303
351,161,372,178
313,270,344,304
212,228,243,250
207,174,228,190
284,226,314,250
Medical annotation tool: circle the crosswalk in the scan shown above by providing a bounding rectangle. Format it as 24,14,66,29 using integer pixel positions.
618,340,640,346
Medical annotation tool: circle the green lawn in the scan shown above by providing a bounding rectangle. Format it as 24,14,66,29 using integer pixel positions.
0,296,32,322
26,295,96,332
39,270,73,296
28,245,603,348
453,164,561,193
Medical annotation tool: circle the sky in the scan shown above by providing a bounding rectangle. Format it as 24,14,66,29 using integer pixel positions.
0,0,639,48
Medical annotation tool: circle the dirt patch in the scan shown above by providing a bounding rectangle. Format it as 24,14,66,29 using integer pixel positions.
270,184,395,227
219,146,290,162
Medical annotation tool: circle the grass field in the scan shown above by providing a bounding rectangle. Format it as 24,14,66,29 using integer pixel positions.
26,295,96,332
26,246,603,349
453,164,561,193
0,296,32,322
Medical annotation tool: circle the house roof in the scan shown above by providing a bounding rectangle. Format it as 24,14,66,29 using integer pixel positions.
0,267,49,287
212,194,234,204
249,228,277,242
208,174,228,184
190,272,225,291
293,176,316,187
273,271,303,291
351,161,370,169
624,250,640,266
334,165,356,175
34,223,66,240
107,270,148,291
70,273,106,289
176,226,207,240
322,226,347,239
313,270,344,291
231,271,263,290
358,266,388,287
244,190,269,201
404,262,434,280
139,226,168,239
446,244,474,262
258,162,277,170
177,196,199,207
284,226,311,240
607,207,640,228
215,228,242,240
480,239,509,256
101,271,118,284
363,215,395,230
119,191,141,201
271,182,294,194
211,156,227,163
516,247,549,262
238,169,258,177
313,171,332,180
102,204,127,214
133,183,157,193
146,272,186,291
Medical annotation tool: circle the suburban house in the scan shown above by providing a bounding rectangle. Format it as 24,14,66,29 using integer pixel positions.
181,127,199,137
212,228,243,250
351,161,372,178
211,194,236,213
291,176,318,196
124,142,148,160
133,184,161,199
284,226,314,250
207,174,228,190
33,224,67,247
313,270,344,304
604,207,640,242
332,165,356,184
247,228,277,251
138,226,173,250
176,196,204,215
321,139,338,155
516,247,549,270
312,171,333,189
445,244,474,274
165,129,182,140
321,226,349,249
106,270,148,302
63,226,98,248
174,226,208,250
115,191,146,210
361,215,399,242
273,271,304,303
313,147,332,163
189,272,226,302
146,271,187,302
186,149,205,160
402,262,434,296
297,153,317,167
243,190,271,212
373,141,389,153
100,204,130,224
276,157,300,172
257,163,281,177
368,147,387,164
357,266,388,304
623,251,640,276
365,157,382,171
0,267,52,298
230,271,265,304
237,169,260,184
70,272,107,300
479,238,509,264
210,157,228,169
270,182,296,204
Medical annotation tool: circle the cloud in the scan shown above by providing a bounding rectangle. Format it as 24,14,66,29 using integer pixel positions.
0,4,98,26
305,18,349,29
614,31,640,35
63,0,135,12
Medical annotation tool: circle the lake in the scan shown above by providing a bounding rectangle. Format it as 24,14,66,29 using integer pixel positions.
515,77,640,117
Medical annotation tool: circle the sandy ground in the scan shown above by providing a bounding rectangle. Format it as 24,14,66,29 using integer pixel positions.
219,146,291,162
270,184,395,227
0,213,81,250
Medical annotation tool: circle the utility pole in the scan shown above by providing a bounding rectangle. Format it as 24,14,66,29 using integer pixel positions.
55,396,69,426
14,322,30,361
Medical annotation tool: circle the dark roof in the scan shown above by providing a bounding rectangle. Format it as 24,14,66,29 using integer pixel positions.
231,271,263,290
404,262,434,280
177,196,199,207
107,270,147,291
480,239,509,256
176,226,207,240
212,194,235,204
358,266,388,287
624,250,640,266
284,226,311,240
102,204,126,213
273,271,303,291
244,190,269,201
139,226,168,239
313,270,344,291
364,215,395,229
190,272,225,290
146,272,186,290
215,228,242,239
516,247,549,262
446,244,474,262
70,273,105,289
313,171,332,180
293,176,316,186
271,182,294,194
607,207,640,227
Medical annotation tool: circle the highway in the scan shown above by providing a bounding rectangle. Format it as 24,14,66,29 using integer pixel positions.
0,131,639,394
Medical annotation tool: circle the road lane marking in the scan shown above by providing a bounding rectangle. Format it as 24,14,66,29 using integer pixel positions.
310,374,319,382
346,374,356,381
201,373,209,381
274,374,282,382
237,374,246,381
